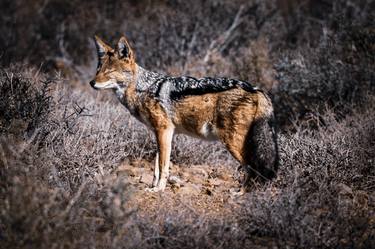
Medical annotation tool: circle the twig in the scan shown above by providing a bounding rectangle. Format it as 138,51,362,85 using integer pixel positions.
204,5,245,63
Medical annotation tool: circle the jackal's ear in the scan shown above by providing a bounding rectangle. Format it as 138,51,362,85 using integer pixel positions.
117,36,132,59
94,35,113,58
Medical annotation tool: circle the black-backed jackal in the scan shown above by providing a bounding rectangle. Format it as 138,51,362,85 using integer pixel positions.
90,35,279,193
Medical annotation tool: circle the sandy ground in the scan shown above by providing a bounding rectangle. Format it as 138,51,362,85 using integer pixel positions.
116,159,245,218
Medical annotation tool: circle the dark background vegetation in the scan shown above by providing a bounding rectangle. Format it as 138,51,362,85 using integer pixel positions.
0,0,374,248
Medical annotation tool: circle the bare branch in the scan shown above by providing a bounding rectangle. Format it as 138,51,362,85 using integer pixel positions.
204,5,245,63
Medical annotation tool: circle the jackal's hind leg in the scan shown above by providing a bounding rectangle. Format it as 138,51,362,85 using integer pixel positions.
221,141,250,195
230,167,256,196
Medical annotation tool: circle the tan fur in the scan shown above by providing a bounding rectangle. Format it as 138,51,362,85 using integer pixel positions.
90,35,277,193
172,94,217,136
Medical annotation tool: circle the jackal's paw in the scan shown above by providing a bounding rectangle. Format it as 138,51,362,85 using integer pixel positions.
145,186,165,192
152,179,158,188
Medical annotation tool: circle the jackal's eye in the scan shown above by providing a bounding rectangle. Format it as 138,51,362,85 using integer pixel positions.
98,51,105,58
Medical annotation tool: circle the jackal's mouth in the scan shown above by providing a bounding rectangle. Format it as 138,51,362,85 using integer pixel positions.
89,79,118,90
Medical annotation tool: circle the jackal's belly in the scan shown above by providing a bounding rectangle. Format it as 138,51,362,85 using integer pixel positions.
174,121,219,140
172,93,219,140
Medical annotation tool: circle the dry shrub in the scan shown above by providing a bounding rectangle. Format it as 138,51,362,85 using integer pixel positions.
0,65,53,135
0,137,138,249
133,207,251,249
274,18,375,128
242,103,375,248
0,67,144,248
0,0,258,74
171,134,235,167
233,37,277,91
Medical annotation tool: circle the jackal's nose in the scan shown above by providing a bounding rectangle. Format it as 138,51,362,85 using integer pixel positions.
89,80,96,88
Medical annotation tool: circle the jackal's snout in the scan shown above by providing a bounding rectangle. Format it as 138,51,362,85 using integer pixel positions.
89,80,97,89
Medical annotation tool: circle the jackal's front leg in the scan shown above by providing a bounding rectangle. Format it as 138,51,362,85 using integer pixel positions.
152,153,159,187
147,126,174,192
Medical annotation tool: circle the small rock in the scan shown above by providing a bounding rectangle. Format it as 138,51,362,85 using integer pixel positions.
168,175,184,188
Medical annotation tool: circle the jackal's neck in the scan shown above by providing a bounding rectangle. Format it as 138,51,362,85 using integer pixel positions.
134,65,163,91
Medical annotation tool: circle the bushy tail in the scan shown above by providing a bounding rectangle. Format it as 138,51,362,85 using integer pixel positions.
245,91,279,180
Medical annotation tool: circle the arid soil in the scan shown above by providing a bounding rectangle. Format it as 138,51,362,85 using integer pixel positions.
118,159,243,218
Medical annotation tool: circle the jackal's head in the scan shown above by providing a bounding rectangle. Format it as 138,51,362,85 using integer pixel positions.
90,35,136,90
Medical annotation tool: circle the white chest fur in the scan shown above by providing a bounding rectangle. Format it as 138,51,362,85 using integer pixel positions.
115,87,126,104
